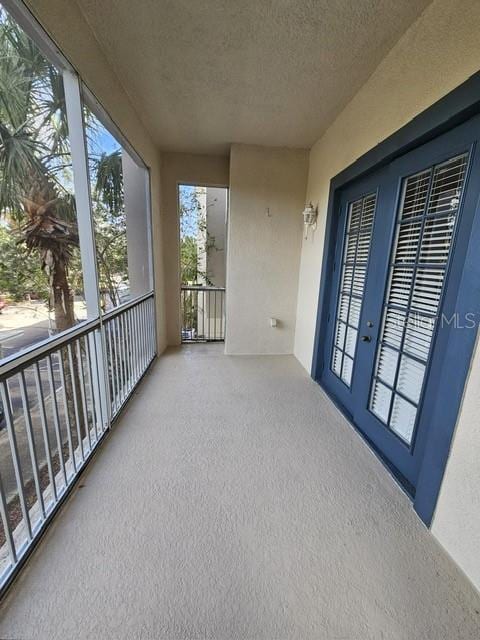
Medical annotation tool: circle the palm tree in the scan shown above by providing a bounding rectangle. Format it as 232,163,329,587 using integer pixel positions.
0,9,126,330
88,148,127,309
0,8,79,332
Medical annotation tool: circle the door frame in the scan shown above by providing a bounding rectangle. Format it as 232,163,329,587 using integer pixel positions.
311,71,480,526
177,182,229,344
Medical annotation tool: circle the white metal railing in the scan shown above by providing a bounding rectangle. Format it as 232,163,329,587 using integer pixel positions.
0,293,156,593
104,294,156,417
181,286,225,342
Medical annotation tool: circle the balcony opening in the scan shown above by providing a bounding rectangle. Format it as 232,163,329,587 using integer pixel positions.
178,184,228,343
0,0,156,593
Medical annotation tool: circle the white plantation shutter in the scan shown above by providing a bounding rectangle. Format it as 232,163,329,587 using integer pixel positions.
369,154,469,444
331,193,377,386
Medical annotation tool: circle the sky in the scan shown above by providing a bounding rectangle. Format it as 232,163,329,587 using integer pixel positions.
87,114,121,157
179,185,199,238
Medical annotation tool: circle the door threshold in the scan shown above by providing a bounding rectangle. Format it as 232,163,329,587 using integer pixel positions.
315,379,416,500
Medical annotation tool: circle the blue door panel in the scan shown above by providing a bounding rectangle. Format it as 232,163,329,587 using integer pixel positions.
321,169,389,411
319,114,480,491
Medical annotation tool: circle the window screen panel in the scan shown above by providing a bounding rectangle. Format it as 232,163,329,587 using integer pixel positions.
331,193,377,386
369,153,469,444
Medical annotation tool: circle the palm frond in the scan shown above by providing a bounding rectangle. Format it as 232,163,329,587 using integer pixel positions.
0,120,47,214
94,150,124,215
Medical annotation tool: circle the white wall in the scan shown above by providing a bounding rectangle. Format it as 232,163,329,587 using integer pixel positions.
123,152,152,297
293,0,480,591
226,144,308,355
206,187,227,288
195,187,208,284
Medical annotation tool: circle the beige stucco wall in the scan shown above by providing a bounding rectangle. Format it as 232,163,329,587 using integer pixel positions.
294,0,480,591
226,144,308,355
432,333,480,592
206,187,227,288
160,152,229,345
24,0,168,352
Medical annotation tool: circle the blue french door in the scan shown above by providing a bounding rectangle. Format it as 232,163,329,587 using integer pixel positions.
321,115,480,490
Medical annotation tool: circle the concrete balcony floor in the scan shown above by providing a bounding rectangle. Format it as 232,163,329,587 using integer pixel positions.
0,345,479,639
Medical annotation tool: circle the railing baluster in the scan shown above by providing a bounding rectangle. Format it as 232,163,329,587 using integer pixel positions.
112,319,121,410
0,468,16,565
220,290,224,339
130,307,136,384
209,290,212,340
19,370,45,520
132,307,140,382
150,297,155,358
34,361,57,502
138,302,144,372
46,354,68,488
115,316,124,404
117,315,124,402
140,303,146,372
57,350,76,474
138,304,144,373
123,309,130,390
84,335,99,442
67,344,84,462
202,290,206,340
144,300,149,361
131,306,137,383
127,308,135,387
143,300,149,366
122,310,129,392
76,339,92,452
0,380,32,541
92,331,106,434
214,290,217,340
106,321,117,413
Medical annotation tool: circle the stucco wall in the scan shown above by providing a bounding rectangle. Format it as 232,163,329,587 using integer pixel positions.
294,0,480,591
160,153,229,345
226,145,308,355
206,187,227,288
23,0,167,352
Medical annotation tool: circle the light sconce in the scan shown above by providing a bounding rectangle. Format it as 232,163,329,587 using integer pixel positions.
302,202,317,239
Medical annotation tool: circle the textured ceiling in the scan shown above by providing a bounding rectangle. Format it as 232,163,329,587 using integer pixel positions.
75,0,431,155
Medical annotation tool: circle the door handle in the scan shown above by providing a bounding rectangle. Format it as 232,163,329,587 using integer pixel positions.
361,335,372,342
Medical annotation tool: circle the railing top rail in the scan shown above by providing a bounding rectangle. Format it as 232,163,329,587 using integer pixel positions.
181,285,226,292
0,291,155,381
0,318,101,381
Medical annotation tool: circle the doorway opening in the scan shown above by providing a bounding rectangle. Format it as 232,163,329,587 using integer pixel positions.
178,184,228,343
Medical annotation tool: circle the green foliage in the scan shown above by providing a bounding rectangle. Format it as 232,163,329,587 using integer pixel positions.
179,185,217,285
180,236,199,284
0,224,49,301
93,201,128,308
0,6,79,330
93,150,124,215
0,8,73,215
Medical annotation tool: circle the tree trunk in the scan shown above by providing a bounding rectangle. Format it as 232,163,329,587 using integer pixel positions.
51,257,75,333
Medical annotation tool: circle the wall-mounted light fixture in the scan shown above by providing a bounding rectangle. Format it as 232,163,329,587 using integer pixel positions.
302,202,317,239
